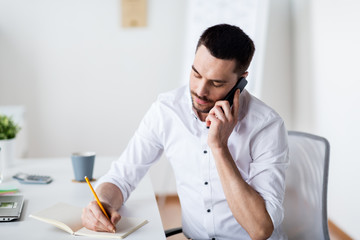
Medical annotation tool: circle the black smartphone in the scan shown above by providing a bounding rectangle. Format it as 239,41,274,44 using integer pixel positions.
223,77,248,106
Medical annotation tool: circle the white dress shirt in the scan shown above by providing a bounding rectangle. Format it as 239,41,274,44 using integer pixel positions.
97,85,289,240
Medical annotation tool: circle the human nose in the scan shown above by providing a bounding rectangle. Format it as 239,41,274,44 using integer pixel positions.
196,79,209,97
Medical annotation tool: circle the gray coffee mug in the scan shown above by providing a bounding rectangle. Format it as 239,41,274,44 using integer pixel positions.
71,152,95,181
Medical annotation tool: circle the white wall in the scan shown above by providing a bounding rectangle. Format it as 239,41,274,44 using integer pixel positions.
261,0,293,128
312,2,360,238
293,0,360,238
0,0,186,157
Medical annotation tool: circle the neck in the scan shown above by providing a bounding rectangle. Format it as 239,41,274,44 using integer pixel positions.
198,111,208,122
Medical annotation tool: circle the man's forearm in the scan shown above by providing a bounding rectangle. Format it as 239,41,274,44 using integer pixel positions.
212,147,274,240
96,182,124,210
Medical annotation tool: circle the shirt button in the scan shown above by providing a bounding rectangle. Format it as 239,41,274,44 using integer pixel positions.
207,209,211,213
212,238,216,240
204,181,208,185
203,150,207,154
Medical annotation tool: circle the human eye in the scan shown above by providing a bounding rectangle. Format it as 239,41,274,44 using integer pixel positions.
193,72,201,78
192,69,201,78
212,81,225,88
191,66,202,79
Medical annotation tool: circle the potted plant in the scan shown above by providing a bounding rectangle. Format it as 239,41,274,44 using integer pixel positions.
0,114,21,140
0,114,21,182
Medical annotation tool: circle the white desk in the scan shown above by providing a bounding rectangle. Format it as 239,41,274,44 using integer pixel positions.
0,157,166,240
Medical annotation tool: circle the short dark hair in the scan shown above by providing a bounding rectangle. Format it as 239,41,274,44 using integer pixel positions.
196,24,255,75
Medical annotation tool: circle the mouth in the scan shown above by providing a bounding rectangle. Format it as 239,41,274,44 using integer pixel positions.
191,92,212,105
194,96,210,105
191,92,214,113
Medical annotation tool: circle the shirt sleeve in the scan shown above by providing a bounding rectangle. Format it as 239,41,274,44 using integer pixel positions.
96,101,164,202
247,112,289,229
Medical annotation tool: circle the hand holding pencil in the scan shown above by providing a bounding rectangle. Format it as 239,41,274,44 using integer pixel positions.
82,176,121,233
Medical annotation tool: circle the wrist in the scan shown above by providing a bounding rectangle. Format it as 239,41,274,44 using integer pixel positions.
210,144,230,156
208,138,228,150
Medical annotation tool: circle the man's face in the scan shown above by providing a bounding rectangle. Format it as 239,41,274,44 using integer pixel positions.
190,45,238,115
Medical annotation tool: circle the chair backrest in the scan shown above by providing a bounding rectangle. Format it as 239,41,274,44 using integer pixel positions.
282,131,330,240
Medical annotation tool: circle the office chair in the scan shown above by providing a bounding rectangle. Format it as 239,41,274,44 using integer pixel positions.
165,131,331,240
283,131,330,240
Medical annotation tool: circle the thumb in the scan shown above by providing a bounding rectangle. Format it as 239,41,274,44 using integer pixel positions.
205,115,211,127
109,209,121,226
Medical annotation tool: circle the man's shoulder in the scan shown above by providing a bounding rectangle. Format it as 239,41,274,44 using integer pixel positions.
147,85,190,123
157,85,189,105
243,90,283,123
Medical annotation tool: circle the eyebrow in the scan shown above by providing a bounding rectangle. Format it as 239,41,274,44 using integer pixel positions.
191,65,228,83
191,65,200,75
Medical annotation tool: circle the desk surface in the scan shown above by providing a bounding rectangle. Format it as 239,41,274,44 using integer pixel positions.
0,157,166,240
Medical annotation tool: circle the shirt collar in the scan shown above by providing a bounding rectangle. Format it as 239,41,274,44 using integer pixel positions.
186,85,200,120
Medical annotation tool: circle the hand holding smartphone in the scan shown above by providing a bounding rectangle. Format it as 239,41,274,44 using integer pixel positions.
223,77,247,106
206,77,247,128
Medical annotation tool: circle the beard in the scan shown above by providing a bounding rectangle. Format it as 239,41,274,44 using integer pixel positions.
190,91,215,113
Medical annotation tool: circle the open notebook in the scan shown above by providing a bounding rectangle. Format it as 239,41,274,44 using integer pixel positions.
30,202,148,239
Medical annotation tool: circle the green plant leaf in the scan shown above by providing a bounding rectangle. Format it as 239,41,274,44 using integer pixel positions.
0,114,21,140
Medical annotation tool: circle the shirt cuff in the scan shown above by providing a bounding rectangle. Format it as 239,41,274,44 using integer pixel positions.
95,174,130,203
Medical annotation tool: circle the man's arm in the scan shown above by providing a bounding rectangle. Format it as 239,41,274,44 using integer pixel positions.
81,182,123,232
211,147,274,240
206,89,274,240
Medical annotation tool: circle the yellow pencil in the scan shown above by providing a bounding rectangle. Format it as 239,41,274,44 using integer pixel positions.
84,176,111,221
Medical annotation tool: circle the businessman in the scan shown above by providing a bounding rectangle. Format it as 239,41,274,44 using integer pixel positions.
82,24,289,240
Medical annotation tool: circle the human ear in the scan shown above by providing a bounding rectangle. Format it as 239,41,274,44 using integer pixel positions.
242,71,249,78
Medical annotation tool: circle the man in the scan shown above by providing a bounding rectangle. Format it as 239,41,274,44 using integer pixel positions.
82,24,289,240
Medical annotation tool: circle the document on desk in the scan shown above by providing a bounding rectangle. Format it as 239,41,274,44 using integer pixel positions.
29,202,149,239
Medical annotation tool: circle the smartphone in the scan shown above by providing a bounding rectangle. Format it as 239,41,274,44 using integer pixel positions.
223,77,248,106
13,173,53,184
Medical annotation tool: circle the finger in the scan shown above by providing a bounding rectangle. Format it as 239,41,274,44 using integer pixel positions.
211,105,226,121
206,107,216,127
88,207,110,232
206,115,211,127
109,209,121,227
232,89,241,118
208,106,216,115
89,201,116,232
100,202,120,225
82,206,109,232
206,105,221,126
214,100,231,118
206,114,220,127
206,111,214,127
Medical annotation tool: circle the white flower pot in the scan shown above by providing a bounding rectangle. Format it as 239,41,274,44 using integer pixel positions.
0,138,16,183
